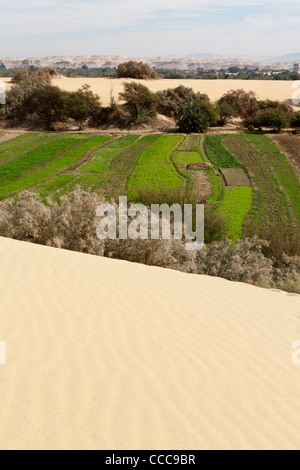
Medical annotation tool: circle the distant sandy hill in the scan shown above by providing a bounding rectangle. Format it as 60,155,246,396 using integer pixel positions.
0,54,298,71
0,237,299,450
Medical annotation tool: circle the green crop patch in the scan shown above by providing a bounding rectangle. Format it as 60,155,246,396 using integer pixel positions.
205,135,242,168
174,151,204,166
0,135,91,188
178,135,202,151
0,135,111,197
80,135,139,173
0,134,39,154
218,186,253,239
84,134,162,199
127,135,183,200
34,174,78,198
223,134,300,230
0,134,61,164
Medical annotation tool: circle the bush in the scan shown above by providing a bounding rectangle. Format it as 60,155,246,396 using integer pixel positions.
196,237,300,293
196,237,274,287
119,82,158,116
11,69,51,86
0,189,104,255
245,108,289,132
291,111,300,128
104,238,196,273
243,221,300,259
176,102,214,133
1,189,299,293
218,89,260,119
21,85,68,128
7,81,101,129
126,105,152,126
217,103,236,126
63,84,101,129
117,61,157,79
204,210,229,244
6,70,54,120
156,85,209,118
258,99,293,114
0,188,196,273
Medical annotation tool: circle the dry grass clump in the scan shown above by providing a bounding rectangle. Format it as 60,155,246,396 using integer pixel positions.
0,188,299,293
196,237,300,293
0,189,104,255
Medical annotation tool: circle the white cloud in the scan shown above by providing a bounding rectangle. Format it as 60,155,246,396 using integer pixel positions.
0,0,299,56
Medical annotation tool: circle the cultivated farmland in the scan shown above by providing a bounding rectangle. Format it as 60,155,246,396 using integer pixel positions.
0,131,298,241
271,134,300,180
205,135,243,168
127,135,183,200
223,134,300,231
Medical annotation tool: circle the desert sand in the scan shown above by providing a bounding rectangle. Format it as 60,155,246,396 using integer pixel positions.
0,236,300,450
1,77,297,107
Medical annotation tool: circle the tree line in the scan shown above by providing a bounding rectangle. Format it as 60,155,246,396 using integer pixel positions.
0,66,299,133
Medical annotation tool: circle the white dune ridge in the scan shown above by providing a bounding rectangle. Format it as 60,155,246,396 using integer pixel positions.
0,236,300,450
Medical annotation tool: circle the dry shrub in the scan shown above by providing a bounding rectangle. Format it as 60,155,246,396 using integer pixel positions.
51,189,105,254
0,188,105,255
243,220,300,259
0,188,195,271
273,255,300,294
196,237,274,287
0,189,299,293
196,237,300,293
0,192,54,243
105,238,196,273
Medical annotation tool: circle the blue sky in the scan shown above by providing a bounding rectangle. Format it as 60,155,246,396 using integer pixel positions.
0,0,299,57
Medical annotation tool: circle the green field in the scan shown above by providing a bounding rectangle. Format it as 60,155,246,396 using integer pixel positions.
174,151,204,166
223,134,300,230
0,131,298,241
205,135,243,168
218,187,253,239
127,135,183,200
0,134,61,164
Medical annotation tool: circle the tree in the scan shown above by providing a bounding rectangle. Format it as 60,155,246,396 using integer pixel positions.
291,111,300,128
22,85,68,128
156,85,209,118
119,82,158,115
11,69,51,86
217,103,236,125
218,89,259,118
176,102,211,133
247,108,289,132
6,70,53,120
117,61,157,79
63,85,101,129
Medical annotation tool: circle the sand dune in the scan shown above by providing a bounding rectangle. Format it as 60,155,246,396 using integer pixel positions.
1,77,297,107
0,236,300,450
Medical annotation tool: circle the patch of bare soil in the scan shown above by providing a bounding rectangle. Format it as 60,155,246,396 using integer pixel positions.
187,169,212,201
0,131,25,144
220,168,252,187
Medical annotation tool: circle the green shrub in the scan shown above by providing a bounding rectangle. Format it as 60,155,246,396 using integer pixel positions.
156,85,209,118
117,61,157,79
176,102,212,133
119,82,158,116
